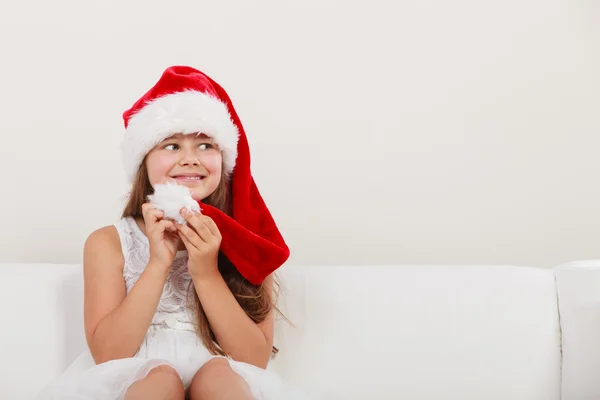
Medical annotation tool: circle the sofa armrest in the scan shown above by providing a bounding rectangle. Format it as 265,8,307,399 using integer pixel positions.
555,260,600,400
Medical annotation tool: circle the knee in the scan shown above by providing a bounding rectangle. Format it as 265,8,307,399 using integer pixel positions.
148,365,185,396
194,358,234,384
148,364,182,381
189,358,237,396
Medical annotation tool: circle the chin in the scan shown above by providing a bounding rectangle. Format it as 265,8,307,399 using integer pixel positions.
190,189,212,202
190,193,206,201
167,179,218,202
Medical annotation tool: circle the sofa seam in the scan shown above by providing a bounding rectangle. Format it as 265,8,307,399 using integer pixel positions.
554,272,563,400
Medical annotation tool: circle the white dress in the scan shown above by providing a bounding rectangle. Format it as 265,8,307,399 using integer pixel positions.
34,217,309,400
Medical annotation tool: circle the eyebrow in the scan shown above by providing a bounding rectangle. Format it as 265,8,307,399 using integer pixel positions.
161,134,214,142
195,134,213,141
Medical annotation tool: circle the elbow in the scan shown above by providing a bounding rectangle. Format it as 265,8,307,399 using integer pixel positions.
256,357,271,370
92,348,136,365
257,345,273,369
250,352,270,370
231,342,272,370
253,336,275,369
92,351,120,365
233,355,270,370
251,337,274,369
89,335,136,365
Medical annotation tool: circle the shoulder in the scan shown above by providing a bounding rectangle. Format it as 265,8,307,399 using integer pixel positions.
84,225,120,251
83,225,124,269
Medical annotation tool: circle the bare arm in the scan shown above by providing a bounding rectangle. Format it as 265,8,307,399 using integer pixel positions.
83,226,170,364
176,209,275,368
192,272,275,369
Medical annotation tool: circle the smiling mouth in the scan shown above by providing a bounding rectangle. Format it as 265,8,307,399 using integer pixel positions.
171,175,206,182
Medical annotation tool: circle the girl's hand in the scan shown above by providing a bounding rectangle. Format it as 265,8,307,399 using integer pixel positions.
176,208,222,280
142,202,179,269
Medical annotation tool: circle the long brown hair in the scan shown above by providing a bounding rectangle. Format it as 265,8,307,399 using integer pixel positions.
122,159,286,357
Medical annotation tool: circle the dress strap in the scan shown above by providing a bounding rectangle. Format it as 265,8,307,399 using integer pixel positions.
113,217,135,263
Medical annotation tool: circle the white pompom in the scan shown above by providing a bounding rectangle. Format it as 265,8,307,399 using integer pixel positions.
147,181,201,224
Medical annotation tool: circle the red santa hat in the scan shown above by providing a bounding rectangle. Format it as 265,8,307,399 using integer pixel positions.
121,65,290,285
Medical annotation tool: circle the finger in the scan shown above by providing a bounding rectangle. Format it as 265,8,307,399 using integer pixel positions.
159,220,177,233
153,210,165,223
143,203,163,222
156,220,176,235
181,210,213,242
201,216,221,240
194,219,213,243
142,202,157,216
141,203,151,221
176,222,204,249
178,230,194,251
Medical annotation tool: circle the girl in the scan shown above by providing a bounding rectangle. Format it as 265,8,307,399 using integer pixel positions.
35,66,306,399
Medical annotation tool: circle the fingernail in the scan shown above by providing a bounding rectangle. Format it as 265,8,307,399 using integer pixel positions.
181,208,189,216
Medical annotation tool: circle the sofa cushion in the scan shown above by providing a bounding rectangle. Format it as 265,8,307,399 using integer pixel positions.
0,263,561,399
270,264,561,399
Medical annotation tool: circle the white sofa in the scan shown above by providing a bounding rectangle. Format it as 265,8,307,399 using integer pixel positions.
2,261,600,399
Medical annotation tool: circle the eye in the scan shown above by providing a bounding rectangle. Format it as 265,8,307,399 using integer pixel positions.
198,143,214,150
164,143,179,150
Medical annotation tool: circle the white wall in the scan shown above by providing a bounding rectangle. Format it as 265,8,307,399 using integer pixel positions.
1,0,599,268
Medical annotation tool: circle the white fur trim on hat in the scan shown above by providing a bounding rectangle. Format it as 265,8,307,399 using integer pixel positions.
121,90,239,183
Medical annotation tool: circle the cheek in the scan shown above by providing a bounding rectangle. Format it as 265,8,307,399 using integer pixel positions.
146,154,176,185
202,153,223,176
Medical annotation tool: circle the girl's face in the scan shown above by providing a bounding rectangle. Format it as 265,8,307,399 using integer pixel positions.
145,133,223,201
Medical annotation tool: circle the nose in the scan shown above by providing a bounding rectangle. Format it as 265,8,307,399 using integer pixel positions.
179,147,200,166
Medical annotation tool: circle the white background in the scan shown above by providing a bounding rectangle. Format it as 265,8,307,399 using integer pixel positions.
0,0,599,268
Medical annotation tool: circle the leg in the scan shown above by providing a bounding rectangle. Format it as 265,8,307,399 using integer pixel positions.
125,365,185,400
189,358,253,400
